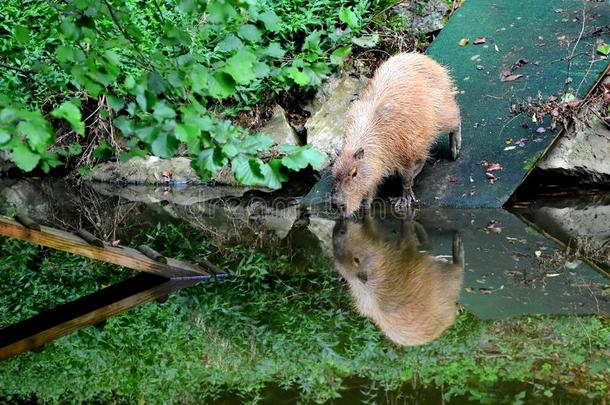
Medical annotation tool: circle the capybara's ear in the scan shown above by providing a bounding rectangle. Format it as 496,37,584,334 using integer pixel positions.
354,148,365,160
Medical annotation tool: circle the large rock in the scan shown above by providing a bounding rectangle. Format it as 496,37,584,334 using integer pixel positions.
305,72,369,171
260,105,300,146
393,0,450,34
0,151,14,174
537,115,610,184
89,156,245,186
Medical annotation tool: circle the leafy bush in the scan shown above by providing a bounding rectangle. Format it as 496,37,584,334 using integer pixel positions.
0,0,387,187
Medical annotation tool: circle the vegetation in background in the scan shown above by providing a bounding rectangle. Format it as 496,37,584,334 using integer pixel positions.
0,0,399,187
1,226,609,404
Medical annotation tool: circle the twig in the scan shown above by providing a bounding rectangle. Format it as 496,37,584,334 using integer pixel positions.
0,63,33,75
498,112,522,139
569,8,587,61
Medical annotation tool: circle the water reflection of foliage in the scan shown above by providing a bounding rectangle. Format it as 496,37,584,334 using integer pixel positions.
0,224,609,404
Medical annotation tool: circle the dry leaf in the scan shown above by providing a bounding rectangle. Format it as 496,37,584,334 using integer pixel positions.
504,145,517,151
474,37,486,44
501,73,523,82
512,59,528,69
485,220,502,234
482,161,503,171
111,240,121,247
449,176,460,183
458,38,469,46
536,127,546,133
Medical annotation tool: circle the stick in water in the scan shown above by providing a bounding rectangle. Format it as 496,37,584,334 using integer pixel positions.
14,214,41,231
137,245,167,264
75,229,105,248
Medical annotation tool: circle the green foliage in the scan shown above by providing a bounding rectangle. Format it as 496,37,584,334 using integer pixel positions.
0,0,383,187
1,225,609,403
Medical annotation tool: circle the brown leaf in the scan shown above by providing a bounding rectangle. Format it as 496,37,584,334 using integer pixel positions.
449,176,460,183
536,127,546,133
458,38,469,47
111,240,121,247
485,220,502,234
485,172,497,183
482,161,503,171
501,73,523,82
512,59,528,69
474,37,486,44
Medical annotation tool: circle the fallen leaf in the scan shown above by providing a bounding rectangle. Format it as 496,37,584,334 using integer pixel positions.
504,145,517,151
474,37,486,44
449,176,460,183
534,250,542,258
476,65,484,70
482,161,503,171
512,59,528,69
485,220,502,234
485,172,497,183
458,38,469,46
554,8,563,13
111,240,121,247
516,138,527,147
536,127,546,133
479,287,494,295
597,43,610,56
545,273,561,278
565,77,573,84
465,287,474,293
494,44,500,52
501,73,523,82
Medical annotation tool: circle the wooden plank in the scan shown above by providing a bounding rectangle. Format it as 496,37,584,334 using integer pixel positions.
0,273,199,360
0,217,210,278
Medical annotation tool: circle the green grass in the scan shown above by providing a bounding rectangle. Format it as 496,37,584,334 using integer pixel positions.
1,225,609,404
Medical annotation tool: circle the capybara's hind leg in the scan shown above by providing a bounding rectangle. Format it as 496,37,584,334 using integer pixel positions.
452,231,464,268
449,120,461,160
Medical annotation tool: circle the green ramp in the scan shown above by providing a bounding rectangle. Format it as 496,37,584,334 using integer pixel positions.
303,0,609,208
418,0,609,207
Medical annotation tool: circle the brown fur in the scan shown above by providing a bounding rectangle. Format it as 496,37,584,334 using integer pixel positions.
332,216,464,346
332,53,461,215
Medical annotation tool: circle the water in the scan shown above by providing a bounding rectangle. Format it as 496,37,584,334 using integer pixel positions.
0,178,608,403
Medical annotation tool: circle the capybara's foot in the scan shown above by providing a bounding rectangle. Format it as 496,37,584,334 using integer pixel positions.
449,122,462,160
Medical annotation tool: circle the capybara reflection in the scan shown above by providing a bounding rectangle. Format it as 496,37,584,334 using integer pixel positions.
333,216,464,346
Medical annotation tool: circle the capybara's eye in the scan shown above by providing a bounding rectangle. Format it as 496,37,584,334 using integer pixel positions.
353,257,360,265
351,170,357,178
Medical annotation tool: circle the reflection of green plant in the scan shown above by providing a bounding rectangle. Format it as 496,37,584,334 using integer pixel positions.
0,0,385,187
1,224,609,403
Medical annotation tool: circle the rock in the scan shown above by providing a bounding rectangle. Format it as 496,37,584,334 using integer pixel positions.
260,105,300,146
307,216,336,257
89,155,249,187
393,0,450,34
537,115,610,184
0,151,15,174
305,72,369,171
90,156,202,185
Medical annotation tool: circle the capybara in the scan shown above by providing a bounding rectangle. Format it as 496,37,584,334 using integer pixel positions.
332,215,464,346
332,53,461,215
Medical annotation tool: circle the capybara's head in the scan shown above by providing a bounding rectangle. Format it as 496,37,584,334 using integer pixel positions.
332,217,464,346
331,147,377,216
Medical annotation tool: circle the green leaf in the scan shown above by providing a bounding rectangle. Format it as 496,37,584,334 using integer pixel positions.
107,96,125,112
151,132,179,158
174,123,199,143
281,145,325,170
303,31,322,51
263,42,286,58
206,0,237,24
352,33,379,48
339,7,359,30
51,101,84,135
148,71,167,95
224,49,257,84
561,92,576,103
196,147,226,178
190,64,210,94
16,121,52,152
77,167,93,176
260,159,287,189
11,143,40,172
232,155,264,185
217,33,244,52
14,25,29,44
93,140,114,160
152,102,176,121
240,133,274,152
330,46,351,65
258,11,281,32
0,129,10,145
68,142,83,155
287,66,310,86
253,62,270,78
596,43,610,56
208,72,236,99
237,24,262,43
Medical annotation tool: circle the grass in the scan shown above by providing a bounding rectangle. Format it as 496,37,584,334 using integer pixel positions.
1,224,609,404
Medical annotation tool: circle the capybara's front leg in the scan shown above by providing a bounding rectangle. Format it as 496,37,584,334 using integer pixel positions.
452,231,464,268
449,120,462,160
